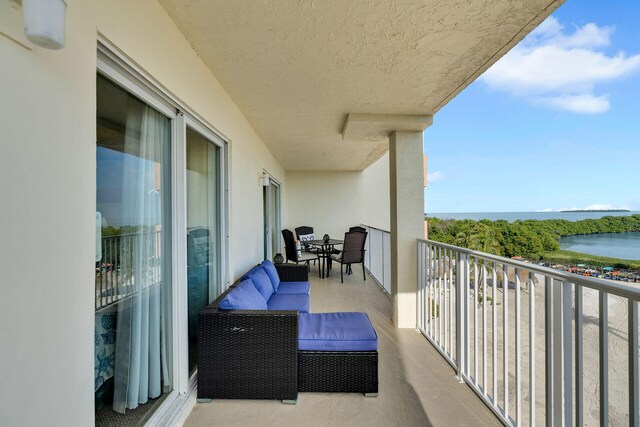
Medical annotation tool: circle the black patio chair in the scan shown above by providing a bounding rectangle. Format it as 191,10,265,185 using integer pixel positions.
282,229,321,277
295,226,321,253
329,230,367,283
340,227,367,274
295,226,321,265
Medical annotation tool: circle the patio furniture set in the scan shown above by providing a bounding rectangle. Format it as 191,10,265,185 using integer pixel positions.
281,226,368,282
197,260,378,403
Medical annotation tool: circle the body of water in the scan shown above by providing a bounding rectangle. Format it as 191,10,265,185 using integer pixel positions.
560,232,640,260
427,211,640,261
427,211,640,222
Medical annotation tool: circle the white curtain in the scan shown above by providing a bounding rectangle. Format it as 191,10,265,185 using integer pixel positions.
113,101,171,413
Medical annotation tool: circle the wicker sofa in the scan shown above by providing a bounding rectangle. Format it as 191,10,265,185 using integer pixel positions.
197,262,378,403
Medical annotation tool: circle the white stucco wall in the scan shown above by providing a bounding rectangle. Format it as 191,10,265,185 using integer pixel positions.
0,0,285,425
285,171,364,240
361,153,391,231
0,2,97,426
285,153,391,240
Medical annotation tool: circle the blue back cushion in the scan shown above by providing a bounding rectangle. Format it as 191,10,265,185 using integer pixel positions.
218,279,268,310
260,260,280,292
244,267,275,301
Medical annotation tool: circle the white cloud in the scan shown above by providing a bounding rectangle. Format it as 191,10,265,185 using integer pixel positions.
583,203,631,211
539,204,631,212
535,94,610,114
427,171,445,183
480,16,640,114
526,18,613,49
583,204,614,210
563,204,630,211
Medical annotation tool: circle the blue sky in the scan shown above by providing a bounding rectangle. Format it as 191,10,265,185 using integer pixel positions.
424,0,640,213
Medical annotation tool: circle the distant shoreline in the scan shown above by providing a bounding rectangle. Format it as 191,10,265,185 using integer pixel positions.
425,210,639,223
560,209,630,213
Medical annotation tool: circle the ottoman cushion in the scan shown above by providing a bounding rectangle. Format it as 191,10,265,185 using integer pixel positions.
298,312,378,351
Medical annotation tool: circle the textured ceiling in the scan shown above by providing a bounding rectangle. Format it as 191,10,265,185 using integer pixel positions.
158,0,563,171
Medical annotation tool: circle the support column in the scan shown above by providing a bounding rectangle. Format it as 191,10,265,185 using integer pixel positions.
389,131,424,328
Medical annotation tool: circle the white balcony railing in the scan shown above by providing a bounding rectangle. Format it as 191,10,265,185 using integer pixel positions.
362,225,391,295
418,238,639,426
95,231,162,310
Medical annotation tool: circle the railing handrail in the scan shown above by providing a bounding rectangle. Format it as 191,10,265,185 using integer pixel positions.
360,224,390,234
420,237,640,301
100,230,161,240
360,224,391,295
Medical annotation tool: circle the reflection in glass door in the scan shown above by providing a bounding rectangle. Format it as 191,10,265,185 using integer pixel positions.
186,126,222,374
95,74,173,418
263,178,281,261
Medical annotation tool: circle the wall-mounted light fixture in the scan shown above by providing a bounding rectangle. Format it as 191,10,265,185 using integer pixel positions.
260,172,270,187
22,0,67,50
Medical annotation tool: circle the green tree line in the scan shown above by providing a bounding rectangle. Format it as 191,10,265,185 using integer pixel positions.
425,215,640,260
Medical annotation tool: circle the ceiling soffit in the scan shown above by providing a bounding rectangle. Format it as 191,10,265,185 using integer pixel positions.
158,0,563,171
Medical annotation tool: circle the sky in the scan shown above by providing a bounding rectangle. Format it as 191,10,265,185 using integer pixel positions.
423,1,640,213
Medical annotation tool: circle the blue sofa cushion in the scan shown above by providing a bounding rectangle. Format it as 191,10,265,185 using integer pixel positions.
244,267,274,301
266,294,309,313
276,281,310,295
218,279,268,310
298,312,378,351
260,260,280,292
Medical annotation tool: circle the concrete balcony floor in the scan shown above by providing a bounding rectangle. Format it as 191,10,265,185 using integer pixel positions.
185,265,500,427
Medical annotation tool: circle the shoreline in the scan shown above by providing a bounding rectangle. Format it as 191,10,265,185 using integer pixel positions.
422,222,640,278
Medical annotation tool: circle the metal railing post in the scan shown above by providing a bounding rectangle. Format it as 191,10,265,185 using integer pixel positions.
545,277,553,426
600,292,609,426
456,252,466,382
561,281,573,427
551,280,573,427
629,299,639,427
417,241,423,331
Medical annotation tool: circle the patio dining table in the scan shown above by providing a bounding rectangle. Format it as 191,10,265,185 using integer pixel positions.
306,239,343,279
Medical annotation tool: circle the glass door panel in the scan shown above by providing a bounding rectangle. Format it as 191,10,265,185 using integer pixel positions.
95,74,173,417
186,126,221,374
269,181,281,258
263,179,281,261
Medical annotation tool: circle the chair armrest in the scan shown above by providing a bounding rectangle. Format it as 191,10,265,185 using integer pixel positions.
197,308,299,400
275,263,309,282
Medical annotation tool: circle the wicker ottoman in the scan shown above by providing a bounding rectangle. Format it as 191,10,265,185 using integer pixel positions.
297,312,378,395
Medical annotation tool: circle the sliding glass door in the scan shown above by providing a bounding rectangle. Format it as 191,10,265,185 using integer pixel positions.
96,44,229,425
95,74,173,416
185,125,223,374
263,178,281,261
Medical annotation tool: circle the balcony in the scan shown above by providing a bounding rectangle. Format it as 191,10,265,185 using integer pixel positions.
185,263,499,426
2,1,575,425
184,231,640,426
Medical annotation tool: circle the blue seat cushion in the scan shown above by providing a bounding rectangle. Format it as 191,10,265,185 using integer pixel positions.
218,279,268,310
276,281,310,295
266,294,309,313
260,260,280,292
298,312,378,351
243,267,274,301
